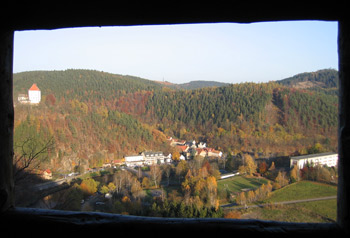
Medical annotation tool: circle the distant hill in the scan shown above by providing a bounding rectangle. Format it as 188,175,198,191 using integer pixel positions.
175,80,229,90
277,69,338,89
154,80,228,90
13,69,163,101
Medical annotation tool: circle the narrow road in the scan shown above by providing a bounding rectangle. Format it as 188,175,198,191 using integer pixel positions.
81,193,102,211
222,196,337,210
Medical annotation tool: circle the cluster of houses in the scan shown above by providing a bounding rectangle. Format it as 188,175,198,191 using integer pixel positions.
123,138,223,167
168,137,223,159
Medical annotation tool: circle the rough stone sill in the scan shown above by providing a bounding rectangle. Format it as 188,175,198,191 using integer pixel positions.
1,207,344,236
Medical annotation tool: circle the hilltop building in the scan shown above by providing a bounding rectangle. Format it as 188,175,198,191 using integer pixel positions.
28,83,41,104
18,83,41,104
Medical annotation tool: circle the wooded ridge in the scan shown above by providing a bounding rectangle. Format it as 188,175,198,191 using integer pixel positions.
13,69,338,173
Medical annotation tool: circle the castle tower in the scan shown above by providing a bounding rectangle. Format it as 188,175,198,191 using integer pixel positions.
28,83,41,104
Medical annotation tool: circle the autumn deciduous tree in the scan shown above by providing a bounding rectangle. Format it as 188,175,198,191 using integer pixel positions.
176,160,188,183
80,178,99,196
131,178,144,200
238,154,257,176
172,151,181,161
236,192,246,205
275,171,289,188
142,177,150,189
206,176,218,209
259,161,268,174
290,166,299,183
247,190,255,203
45,94,56,106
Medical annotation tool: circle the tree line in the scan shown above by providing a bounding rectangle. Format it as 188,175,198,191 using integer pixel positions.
47,157,225,218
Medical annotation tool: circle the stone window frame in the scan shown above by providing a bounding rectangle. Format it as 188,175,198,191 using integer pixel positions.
0,6,349,236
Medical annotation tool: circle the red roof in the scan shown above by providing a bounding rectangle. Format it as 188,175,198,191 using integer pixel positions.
29,83,40,91
177,145,188,152
44,169,51,174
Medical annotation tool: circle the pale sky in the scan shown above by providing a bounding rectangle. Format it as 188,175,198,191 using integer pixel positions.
14,21,338,84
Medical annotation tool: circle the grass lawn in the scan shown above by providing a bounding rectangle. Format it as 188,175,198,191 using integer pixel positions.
239,181,337,223
242,199,337,223
218,175,269,193
262,181,337,203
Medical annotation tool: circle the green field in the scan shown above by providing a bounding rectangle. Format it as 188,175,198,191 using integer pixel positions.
240,181,338,223
262,181,337,203
217,175,269,204
218,176,269,193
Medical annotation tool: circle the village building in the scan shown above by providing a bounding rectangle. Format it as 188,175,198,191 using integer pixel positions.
196,148,208,157
17,94,29,104
41,169,52,180
170,138,186,147
124,155,144,167
176,145,189,153
185,140,197,148
198,142,206,149
141,151,165,165
207,148,223,158
290,152,338,169
124,151,167,167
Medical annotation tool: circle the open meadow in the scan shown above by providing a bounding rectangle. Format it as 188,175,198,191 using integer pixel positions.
239,180,337,223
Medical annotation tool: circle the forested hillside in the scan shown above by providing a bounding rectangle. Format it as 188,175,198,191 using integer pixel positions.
168,80,229,90
277,69,339,95
145,81,337,156
13,69,338,173
14,70,170,173
14,69,163,102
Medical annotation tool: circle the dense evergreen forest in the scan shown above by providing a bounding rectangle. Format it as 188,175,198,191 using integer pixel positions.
13,69,338,173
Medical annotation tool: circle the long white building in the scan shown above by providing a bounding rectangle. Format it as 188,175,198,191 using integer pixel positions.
124,151,166,167
290,152,338,169
124,155,144,167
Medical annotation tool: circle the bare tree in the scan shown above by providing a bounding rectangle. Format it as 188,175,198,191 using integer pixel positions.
150,164,162,188
162,164,173,186
13,136,55,185
113,170,127,195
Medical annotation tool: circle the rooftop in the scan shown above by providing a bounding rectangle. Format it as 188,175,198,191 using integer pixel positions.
290,152,338,160
29,83,40,91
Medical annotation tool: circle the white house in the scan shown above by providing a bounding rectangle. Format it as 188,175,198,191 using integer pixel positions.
290,152,338,169
28,83,41,104
198,142,207,149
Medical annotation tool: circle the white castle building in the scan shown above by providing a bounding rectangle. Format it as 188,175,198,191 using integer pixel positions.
18,83,41,104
